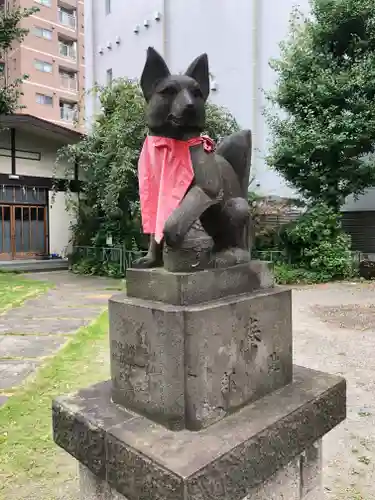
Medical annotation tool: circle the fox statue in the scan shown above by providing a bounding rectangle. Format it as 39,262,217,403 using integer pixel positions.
134,47,252,269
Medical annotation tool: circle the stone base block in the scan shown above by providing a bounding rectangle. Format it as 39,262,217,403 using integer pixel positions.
126,261,274,306
53,366,345,500
79,441,323,500
109,287,292,430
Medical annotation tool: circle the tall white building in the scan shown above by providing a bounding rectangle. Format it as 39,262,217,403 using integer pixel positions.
84,0,375,251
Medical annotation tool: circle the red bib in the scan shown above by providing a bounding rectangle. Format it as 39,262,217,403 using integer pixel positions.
138,135,215,243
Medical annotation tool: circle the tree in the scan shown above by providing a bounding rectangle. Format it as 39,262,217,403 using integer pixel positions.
0,5,37,114
266,0,375,210
57,79,240,250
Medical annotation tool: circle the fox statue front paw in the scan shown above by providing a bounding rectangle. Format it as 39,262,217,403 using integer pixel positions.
132,254,162,269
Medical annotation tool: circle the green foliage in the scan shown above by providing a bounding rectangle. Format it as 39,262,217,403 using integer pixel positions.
279,203,354,281
274,263,329,285
58,78,240,250
0,6,38,114
71,257,123,279
266,0,375,209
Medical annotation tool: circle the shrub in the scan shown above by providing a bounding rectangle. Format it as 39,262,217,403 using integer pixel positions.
275,263,334,285
279,203,354,281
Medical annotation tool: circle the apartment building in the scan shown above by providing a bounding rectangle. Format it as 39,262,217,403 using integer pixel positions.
0,0,84,261
3,0,85,130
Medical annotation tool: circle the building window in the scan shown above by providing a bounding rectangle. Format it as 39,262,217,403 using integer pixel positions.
36,93,53,106
106,68,113,86
34,0,51,6
59,39,77,60
60,70,78,91
60,100,77,122
58,6,76,29
34,59,53,73
105,0,111,15
33,26,53,40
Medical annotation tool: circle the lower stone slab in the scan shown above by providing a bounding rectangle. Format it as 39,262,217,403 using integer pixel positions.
79,439,322,499
53,366,345,500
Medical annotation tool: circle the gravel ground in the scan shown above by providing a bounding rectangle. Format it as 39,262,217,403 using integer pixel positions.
293,281,375,500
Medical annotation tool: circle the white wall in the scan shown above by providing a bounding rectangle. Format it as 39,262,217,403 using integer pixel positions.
0,129,72,179
49,191,77,257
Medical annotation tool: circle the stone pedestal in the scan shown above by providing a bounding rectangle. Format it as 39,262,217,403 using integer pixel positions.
52,262,346,500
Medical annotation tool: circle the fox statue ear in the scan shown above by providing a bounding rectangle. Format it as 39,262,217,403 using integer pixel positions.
140,47,171,101
185,53,210,101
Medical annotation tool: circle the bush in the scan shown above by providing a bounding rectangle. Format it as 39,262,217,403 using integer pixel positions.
279,203,354,281
266,0,375,210
71,257,123,279
275,263,335,285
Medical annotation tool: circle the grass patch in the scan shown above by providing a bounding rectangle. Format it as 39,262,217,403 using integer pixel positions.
0,312,110,500
0,274,52,313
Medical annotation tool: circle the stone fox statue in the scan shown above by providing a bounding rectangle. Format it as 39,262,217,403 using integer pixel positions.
134,47,252,269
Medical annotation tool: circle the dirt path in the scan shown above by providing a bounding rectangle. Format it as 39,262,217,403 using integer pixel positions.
293,282,375,500
0,271,121,404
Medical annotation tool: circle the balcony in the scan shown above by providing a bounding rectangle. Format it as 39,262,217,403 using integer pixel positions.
60,105,77,122
60,73,77,91
59,41,77,61
58,9,77,29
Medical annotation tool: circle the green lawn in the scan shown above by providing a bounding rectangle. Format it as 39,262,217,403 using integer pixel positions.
0,312,110,500
0,273,52,313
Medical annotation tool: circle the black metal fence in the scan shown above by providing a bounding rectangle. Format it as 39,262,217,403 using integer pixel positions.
71,246,147,274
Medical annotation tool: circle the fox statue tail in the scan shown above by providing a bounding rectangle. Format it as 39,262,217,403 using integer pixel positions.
216,130,252,199
216,130,252,250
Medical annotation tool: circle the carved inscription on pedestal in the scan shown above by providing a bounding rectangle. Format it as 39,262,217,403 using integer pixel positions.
268,352,281,374
111,323,152,396
240,315,262,364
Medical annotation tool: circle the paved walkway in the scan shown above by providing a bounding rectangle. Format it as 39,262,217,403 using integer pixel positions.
0,272,121,405
293,281,375,500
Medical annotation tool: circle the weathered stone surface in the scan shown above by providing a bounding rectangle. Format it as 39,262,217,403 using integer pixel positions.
53,381,135,480
79,448,323,500
0,317,89,335
109,287,292,430
301,439,322,497
244,457,300,499
53,366,346,500
303,486,324,499
126,261,274,306
80,464,127,500
0,360,39,390
109,297,186,430
0,335,66,358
